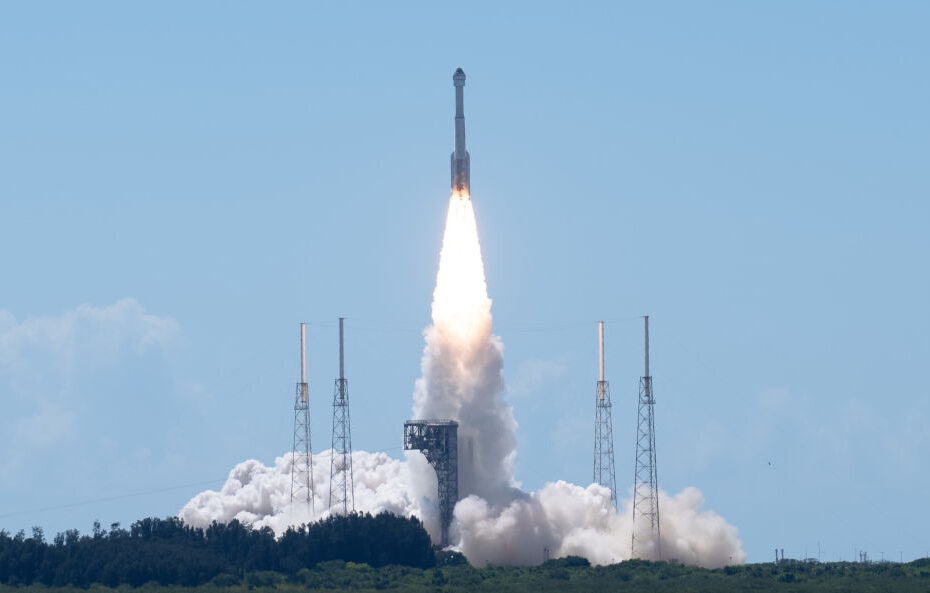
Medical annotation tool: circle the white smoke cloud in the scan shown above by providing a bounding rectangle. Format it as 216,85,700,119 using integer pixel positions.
412,195,517,503
180,451,744,568
454,483,743,568
180,195,746,567
180,450,445,542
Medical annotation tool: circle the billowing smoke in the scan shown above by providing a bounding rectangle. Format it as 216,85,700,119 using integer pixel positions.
181,450,443,540
412,194,516,503
181,194,746,568
453,484,742,567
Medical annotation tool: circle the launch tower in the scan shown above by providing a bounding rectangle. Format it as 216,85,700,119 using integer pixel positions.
290,323,314,511
631,316,661,558
329,318,355,514
403,420,458,546
593,321,618,509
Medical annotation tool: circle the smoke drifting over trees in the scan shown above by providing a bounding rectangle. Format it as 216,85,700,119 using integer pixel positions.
181,195,746,567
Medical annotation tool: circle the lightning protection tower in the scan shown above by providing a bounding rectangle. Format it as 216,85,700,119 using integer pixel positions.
329,318,355,514
631,315,660,559
290,323,314,512
593,321,618,509
403,420,458,547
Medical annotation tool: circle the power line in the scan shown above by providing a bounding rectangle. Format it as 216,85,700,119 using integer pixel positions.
0,479,225,520
300,315,645,335
0,442,410,522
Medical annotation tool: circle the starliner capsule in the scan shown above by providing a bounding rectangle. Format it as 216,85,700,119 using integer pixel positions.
451,68,470,196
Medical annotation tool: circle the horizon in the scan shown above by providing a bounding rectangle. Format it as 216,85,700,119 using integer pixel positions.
1,1,928,564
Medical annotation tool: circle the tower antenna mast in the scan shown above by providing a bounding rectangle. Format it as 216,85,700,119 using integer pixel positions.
593,321,618,508
290,323,314,512
631,315,661,559
329,317,355,514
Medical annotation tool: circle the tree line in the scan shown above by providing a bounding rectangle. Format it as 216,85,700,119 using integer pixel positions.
0,513,435,587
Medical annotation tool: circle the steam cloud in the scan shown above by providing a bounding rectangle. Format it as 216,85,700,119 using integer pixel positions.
181,195,746,567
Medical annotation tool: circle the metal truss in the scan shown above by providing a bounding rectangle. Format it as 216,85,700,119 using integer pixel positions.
404,419,459,546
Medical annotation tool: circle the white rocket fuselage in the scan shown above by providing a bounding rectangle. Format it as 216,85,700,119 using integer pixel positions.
451,68,470,195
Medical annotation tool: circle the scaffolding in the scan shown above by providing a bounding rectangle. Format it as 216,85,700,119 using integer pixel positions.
403,419,458,546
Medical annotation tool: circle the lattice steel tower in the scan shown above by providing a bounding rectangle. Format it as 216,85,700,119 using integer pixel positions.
593,321,618,509
290,322,314,512
329,317,355,514
631,315,660,559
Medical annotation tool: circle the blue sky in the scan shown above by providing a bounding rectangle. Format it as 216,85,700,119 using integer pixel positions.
1,1,928,563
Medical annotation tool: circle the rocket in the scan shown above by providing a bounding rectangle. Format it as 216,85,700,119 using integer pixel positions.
451,68,470,195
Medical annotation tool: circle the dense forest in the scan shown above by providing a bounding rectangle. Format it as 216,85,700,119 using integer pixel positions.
1,556,930,592
0,514,434,587
2,515,929,591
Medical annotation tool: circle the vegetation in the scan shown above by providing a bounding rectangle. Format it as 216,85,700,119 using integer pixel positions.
0,514,434,587
2,517,930,591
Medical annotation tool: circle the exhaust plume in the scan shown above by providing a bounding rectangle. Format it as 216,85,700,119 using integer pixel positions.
412,193,516,503
180,193,746,567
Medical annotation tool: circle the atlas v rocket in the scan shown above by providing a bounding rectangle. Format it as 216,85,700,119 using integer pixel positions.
451,68,470,195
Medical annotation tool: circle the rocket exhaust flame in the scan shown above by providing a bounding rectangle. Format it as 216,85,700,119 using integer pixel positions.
413,190,515,504
179,69,746,568
431,193,490,339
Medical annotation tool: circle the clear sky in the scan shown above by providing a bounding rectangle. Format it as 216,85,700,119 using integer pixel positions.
1,1,928,563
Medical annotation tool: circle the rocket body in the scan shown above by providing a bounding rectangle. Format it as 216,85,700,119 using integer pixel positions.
451,68,470,195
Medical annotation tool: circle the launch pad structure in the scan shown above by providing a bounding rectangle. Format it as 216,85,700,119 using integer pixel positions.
631,316,661,559
329,318,355,515
290,323,314,511
403,420,459,547
593,321,618,509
